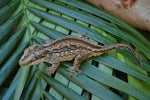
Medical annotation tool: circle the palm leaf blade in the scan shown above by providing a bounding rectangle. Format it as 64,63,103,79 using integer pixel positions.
27,7,116,45
2,69,20,100
93,56,150,84
0,11,23,43
0,26,26,64
0,33,28,85
80,62,150,100
0,0,20,25
43,89,56,100
14,67,30,100
57,65,123,100
0,0,149,99
30,20,64,39
58,0,150,47
0,0,11,8
40,72,86,100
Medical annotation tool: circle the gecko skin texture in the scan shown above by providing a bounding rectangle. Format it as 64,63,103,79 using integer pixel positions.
19,32,143,76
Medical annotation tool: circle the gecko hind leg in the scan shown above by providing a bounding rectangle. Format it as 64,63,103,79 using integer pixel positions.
47,62,60,75
78,30,88,40
66,52,92,76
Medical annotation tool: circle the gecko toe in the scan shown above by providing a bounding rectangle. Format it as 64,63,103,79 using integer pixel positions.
46,67,55,74
66,67,82,76
78,30,88,39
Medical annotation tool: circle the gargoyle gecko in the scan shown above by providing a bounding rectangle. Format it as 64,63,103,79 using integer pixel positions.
19,32,143,75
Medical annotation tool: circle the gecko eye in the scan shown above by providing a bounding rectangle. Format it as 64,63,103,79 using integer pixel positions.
32,57,37,61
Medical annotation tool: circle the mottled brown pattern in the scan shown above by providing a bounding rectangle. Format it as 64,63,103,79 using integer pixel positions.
19,32,143,76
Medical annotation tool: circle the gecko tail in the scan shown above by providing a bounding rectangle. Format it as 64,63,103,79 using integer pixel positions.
103,43,143,68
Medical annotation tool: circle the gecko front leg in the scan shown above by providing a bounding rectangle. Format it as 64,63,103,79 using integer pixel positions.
67,52,93,76
47,61,60,75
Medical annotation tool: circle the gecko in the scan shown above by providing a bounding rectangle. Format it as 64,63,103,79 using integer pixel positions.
19,31,143,76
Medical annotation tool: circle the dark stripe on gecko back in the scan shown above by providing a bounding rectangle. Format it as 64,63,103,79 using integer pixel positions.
50,44,101,53
43,36,102,50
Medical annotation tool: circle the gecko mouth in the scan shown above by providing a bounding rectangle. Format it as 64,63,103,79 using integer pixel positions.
19,60,26,66
19,57,29,66
19,57,25,66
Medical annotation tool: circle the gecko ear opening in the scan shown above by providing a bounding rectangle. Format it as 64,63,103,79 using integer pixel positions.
32,57,37,61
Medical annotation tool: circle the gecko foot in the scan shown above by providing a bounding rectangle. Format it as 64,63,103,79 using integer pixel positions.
78,30,88,40
46,67,56,75
66,67,82,76
78,30,87,37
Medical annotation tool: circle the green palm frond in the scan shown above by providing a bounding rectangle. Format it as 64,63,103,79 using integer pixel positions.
0,0,150,100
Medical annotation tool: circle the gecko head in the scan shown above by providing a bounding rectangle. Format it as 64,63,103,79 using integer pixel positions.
19,45,46,66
